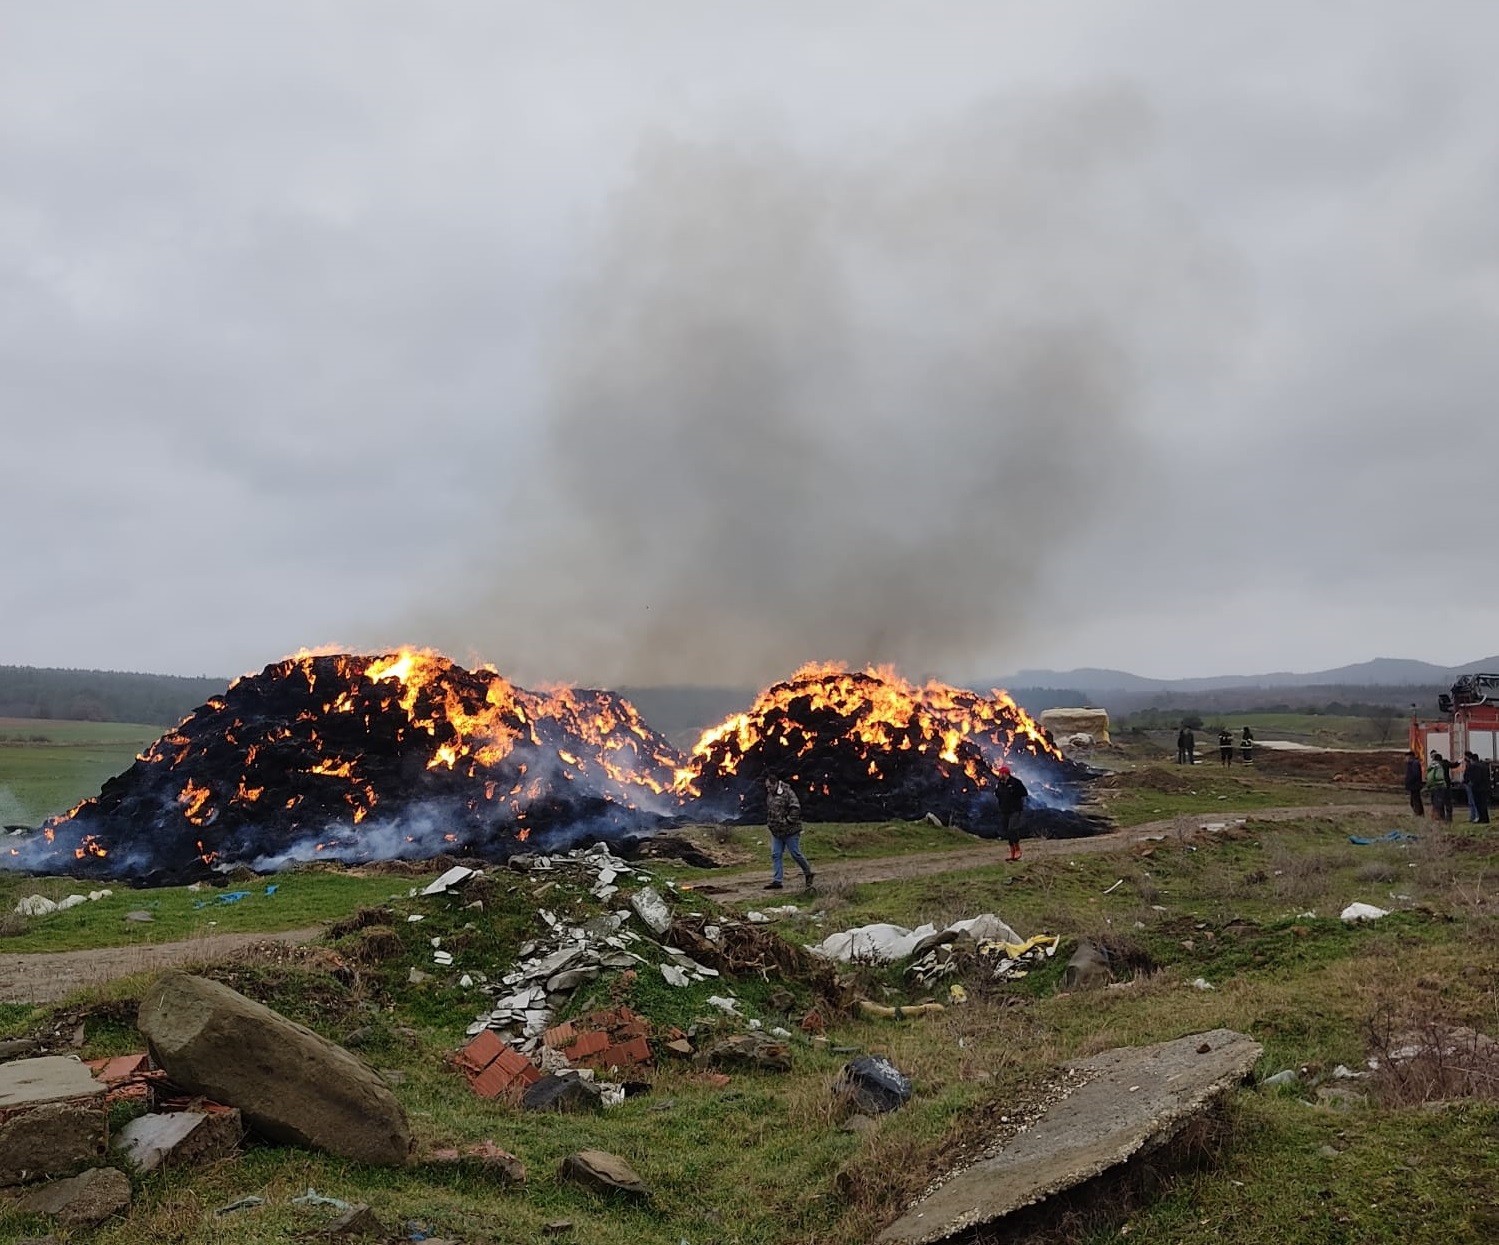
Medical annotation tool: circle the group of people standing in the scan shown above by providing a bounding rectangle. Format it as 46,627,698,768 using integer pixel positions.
1404,749,1491,823
1176,725,1255,765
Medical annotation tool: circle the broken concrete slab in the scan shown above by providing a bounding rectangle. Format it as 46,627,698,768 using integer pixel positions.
325,1204,386,1237
877,1029,1262,1244
14,1166,131,1225
138,972,412,1166
0,1057,109,1185
0,1101,108,1187
114,1108,243,1173
559,1149,649,1200
700,1032,792,1073
0,1056,106,1111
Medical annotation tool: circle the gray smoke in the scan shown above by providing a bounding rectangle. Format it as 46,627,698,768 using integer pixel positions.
430,89,1227,686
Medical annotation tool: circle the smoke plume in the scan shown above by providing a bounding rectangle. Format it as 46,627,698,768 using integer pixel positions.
431,89,1223,685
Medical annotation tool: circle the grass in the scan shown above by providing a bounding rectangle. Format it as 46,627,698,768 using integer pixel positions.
0,749,1490,1243
0,718,160,826
0,869,433,954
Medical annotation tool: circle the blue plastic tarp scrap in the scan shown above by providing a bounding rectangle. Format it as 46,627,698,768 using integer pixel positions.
1348,830,1418,845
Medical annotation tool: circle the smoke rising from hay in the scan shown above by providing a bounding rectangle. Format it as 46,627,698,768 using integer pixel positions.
443,89,1224,686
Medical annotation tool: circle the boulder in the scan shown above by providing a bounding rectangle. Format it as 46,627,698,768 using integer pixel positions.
559,1149,649,1200
15,1166,131,1225
138,972,412,1166
114,1108,243,1173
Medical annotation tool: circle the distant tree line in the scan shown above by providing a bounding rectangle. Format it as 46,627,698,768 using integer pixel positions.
0,666,228,726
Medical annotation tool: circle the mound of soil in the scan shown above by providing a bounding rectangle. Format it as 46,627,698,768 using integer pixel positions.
1096,767,1198,795
1255,748,1404,786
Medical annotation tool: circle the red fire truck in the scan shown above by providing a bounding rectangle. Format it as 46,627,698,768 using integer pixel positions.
1410,673,1499,764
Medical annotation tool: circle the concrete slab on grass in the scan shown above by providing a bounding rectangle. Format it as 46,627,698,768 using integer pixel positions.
878,1029,1262,1244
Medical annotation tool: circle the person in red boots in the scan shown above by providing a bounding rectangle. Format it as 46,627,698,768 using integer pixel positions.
993,764,1029,861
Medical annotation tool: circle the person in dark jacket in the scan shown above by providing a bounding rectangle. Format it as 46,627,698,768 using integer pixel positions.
1467,754,1491,824
1176,728,1190,764
993,764,1028,862
1240,726,1255,764
764,774,813,890
1218,728,1233,766
1403,750,1425,817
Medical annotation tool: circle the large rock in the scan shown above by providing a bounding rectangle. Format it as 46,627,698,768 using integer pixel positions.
0,1057,108,1186
15,1166,131,1225
877,1029,1262,1244
138,972,412,1166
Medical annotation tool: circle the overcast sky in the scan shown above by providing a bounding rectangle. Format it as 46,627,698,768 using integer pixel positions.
4,3,1497,686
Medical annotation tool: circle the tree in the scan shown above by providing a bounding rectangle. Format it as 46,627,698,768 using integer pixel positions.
1368,704,1401,746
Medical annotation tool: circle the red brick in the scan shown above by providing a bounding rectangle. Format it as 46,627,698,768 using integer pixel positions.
598,1036,652,1069
88,1053,150,1083
541,1021,576,1050
469,1053,540,1101
566,1030,610,1059
455,1031,506,1076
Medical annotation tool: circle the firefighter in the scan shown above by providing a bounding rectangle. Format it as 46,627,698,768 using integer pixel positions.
1240,726,1255,764
1218,727,1233,766
1403,750,1425,817
993,764,1029,862
764,774,813,890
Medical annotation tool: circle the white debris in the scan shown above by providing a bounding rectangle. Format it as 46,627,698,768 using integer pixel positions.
421,866,477,896
14,895,58,917
459,974,474,988
706,995,743,1016
1189,978,1215,991
1340,902,1390,923
1102,879,1124,895
746,911,771,924
659,965,690,988
406,913,425,923
810,914,1023,964
629,886,672,935
433,951,454,967
430,936,442,948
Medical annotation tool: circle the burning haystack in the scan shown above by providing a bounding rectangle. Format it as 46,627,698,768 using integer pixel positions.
677,662,1100,832
14,651,684,882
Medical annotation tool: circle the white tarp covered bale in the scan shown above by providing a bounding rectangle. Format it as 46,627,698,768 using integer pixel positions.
1039,708,1111,746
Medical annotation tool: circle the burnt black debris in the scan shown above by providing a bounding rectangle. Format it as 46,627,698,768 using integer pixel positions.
14,653,683,883
679,665,1100,834
10,656,1104,882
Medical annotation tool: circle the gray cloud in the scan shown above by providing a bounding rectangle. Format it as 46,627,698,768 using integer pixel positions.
3,4,1498,682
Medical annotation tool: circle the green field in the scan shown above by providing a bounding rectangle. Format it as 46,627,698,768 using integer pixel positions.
1,812,1494,1244
0,718,161,826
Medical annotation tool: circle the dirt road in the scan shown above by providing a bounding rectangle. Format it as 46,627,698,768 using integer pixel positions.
0,802,1404,1003
0,926,323,1004
685,803,1404,905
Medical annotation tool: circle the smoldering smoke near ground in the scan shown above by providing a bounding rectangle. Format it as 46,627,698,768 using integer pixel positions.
433,90,1226,686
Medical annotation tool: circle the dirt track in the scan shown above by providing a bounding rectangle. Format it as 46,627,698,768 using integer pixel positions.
686,802,1405,905
0,926,323,1004
0,802,1405,1003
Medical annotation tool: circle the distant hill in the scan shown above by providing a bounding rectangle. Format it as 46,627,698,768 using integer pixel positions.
996,657,1499,696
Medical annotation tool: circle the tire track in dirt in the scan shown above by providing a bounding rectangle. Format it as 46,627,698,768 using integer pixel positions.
687,803,1405,905
0,926,324,1003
